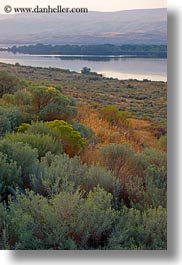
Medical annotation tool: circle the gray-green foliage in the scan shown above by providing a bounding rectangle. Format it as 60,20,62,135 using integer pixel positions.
0,71,22,97
99,144,167,209
31,152,116,197
0,152,21,202
31,85,77,121
0,139,38,188
4,187,116,249
108,206,167,250
99,143,135,175
0,106,23,135
5,133,63,158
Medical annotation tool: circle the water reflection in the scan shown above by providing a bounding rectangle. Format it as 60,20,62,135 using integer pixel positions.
0,51,167,81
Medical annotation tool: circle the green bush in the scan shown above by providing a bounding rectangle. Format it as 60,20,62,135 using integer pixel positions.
0,139,38,188
5,188,116,249
16,123,31,133
31,153,87,196
31,86,77,121
0,202,8,249
86,164,115,193
17,120,87,157
108,206,167,250
0,152,21,202
0,106,24,135
14,89,32,106
99,106,131,128
27,121,52,135
0,114,11,136
6,133,63,158
157,135,167,152
72,187,116,248
47,120,87,156
0,71,22,97
31,152,116,197
71,122,94,140
99,143,135,176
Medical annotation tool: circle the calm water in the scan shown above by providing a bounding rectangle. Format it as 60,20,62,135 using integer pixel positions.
0,51,167,81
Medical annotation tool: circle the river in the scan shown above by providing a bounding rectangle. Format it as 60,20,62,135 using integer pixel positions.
0,51,167,81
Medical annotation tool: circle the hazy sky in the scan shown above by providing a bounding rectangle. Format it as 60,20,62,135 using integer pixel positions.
0,0,166,13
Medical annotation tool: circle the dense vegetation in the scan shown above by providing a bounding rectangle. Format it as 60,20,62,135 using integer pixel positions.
3,44,167,58
0,63,167,250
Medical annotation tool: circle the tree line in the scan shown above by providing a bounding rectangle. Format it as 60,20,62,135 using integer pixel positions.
3,44,167,58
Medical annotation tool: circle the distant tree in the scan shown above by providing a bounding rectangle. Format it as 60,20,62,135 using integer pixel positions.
81,67,91,75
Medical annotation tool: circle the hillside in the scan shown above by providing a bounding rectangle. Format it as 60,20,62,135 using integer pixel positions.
0,9,167,45
0,63,167,249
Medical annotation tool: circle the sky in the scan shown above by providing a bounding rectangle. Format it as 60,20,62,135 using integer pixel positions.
0,0,166,13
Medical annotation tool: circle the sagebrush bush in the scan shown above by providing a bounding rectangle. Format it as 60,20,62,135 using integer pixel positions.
31,152,116,197
0,71,22,97
108,206,167,250
31,86,77,121
0,106,24,135
99,143,135,176
0,139,38,188
27,121,52,135
5,133,63,158
99,106,131,129
0,152,21,202
4,188,116,249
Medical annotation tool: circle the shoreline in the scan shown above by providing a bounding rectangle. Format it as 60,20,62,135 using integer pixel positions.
0,61,167,83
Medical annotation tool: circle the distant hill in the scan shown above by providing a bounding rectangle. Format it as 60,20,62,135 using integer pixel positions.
0,9,167,45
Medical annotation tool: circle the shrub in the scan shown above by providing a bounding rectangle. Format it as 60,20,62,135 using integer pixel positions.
7,191,68,250
6,133,63,158
47,120,87,156
72,187,116,248
108,206,167,250
0,139,38,188
71,122,94,140
17,120,87,157
31,153,87,196
0,71,22,97
0,114,11,136
135,148,167,177
16,123,31,133
31,86,77,121
99,106,131,128
157,135,167,152
14,89,32,106
0,106,24,135
81,67,91,74
6,188,116,249
99,144,135,176
26,121,52,135
85,164,115,193
0,152,21,202
31,153,116,197
0,202,7,249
